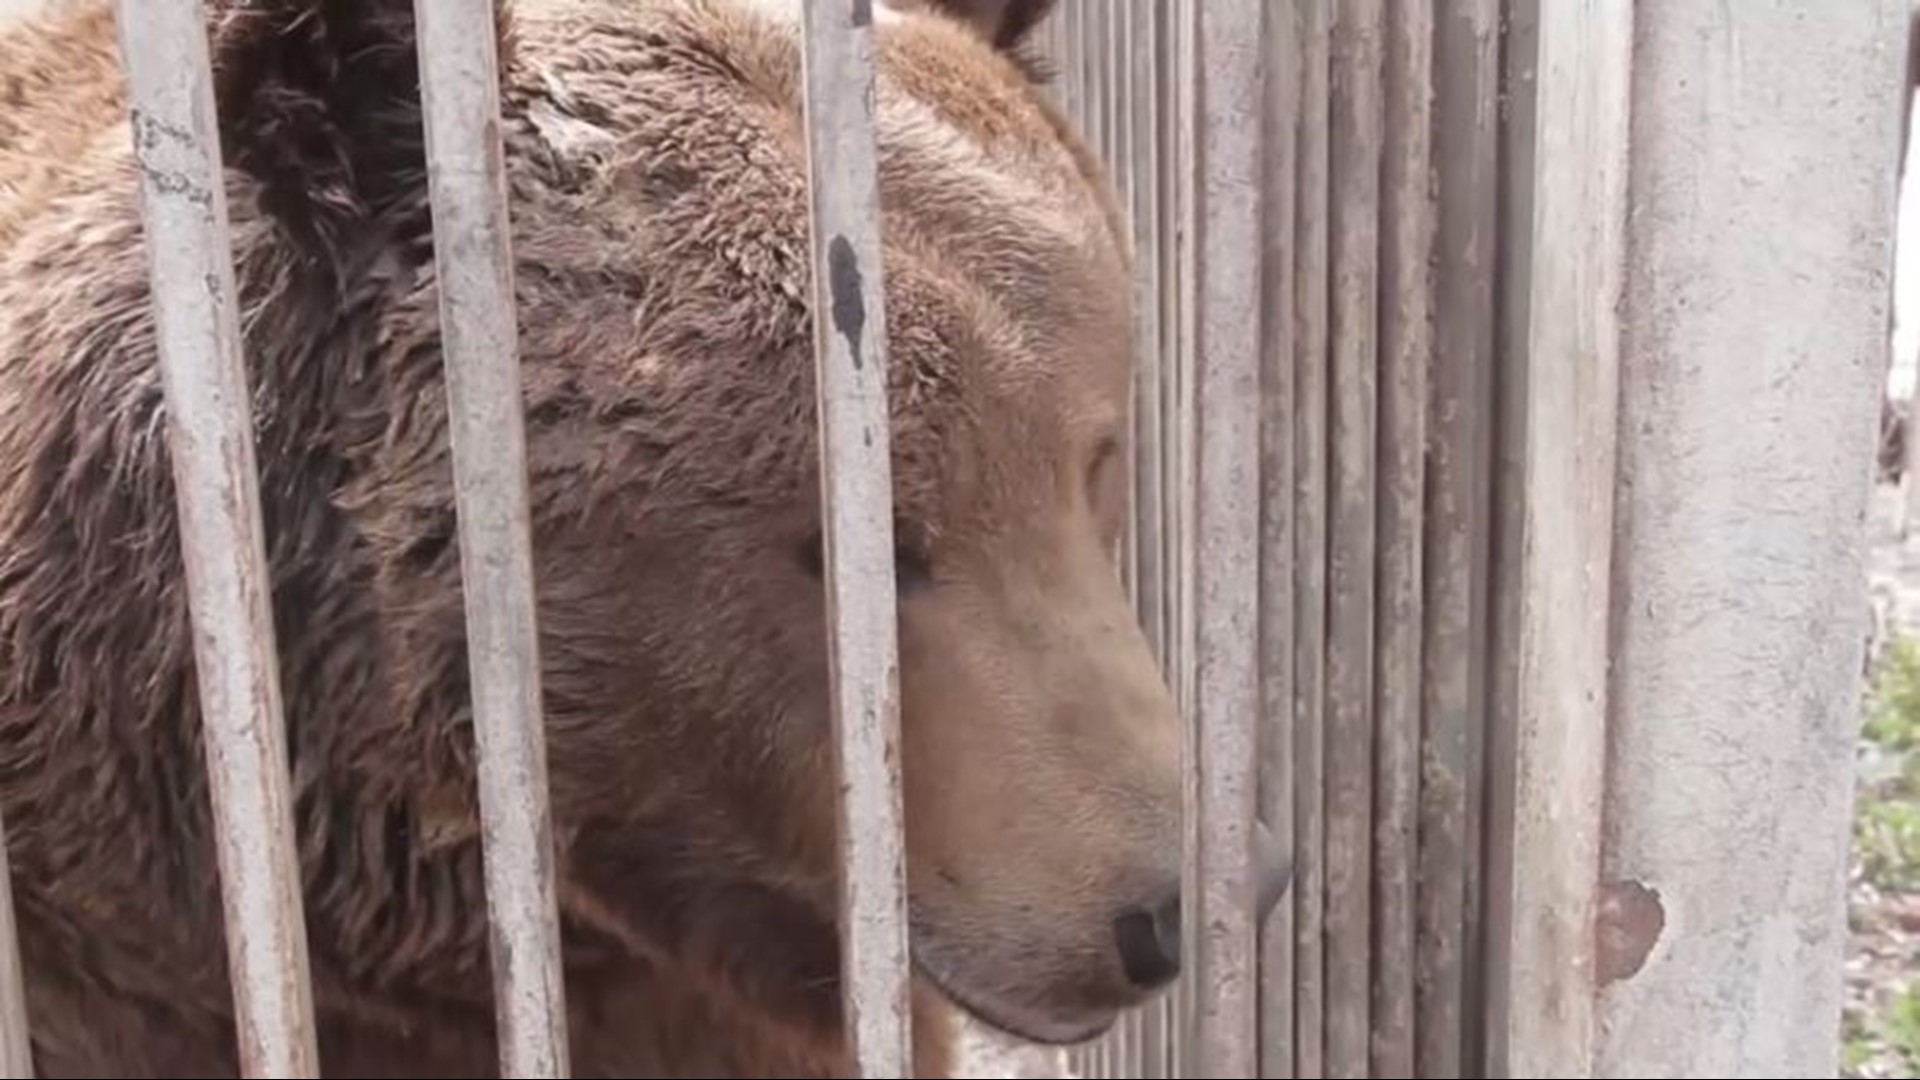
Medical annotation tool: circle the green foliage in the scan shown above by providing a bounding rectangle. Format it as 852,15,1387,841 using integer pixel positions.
1867,637,1920,757
1843,634,1920,1078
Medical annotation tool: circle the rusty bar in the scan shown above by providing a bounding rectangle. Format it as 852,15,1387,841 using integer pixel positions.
409,2,573,1076
1480,2,1539,1073
1256,0,1300,1075
1322,0,1383,1074
795,1,916,1075
112,1,322,1075
1503,0,1631,1073
1373,0,1434,1074
1289,0,1331,1073
1186,0,1268,1075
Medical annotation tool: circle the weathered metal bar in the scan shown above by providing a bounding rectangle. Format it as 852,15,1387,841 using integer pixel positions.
1502,0,1631,1074
0,816,28,1080
1418,0,1501,1075
1480,3,1538,1074
1255,0,1300,1074
1322,0,1383,1074
112,1,322,1075
1140,2,1174,1072
1289,0,1331,1072
1170,0,1200,1067
1043,15,1096,1079
794,1,915,1075
1373,1,1434,1074
1186,0,1267,1075
409,1,572,1076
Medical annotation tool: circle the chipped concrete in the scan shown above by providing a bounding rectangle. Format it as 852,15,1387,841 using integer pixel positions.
1595,880,1666,987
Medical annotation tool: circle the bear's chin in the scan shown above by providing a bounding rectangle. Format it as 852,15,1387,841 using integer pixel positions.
909,952,1120,1048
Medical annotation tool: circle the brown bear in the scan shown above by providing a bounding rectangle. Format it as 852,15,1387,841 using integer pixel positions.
0,0,1290,1075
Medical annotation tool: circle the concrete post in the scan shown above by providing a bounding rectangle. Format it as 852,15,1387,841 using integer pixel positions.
1596,2,1907,1077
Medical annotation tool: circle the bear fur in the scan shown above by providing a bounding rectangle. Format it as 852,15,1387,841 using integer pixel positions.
0,0,1222,1074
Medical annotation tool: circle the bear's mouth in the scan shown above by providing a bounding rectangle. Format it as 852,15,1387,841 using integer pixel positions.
909,954,1119,1047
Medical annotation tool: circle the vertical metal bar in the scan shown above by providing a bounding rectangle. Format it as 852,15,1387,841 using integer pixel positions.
0,816,29,1080
1418,0,1502,1075
112,2,321,1076
1290,0,1332,1073
1481,2,1539,1073
1187,0,1266,1076
1104,0,1147,1064
1458,185,1499,1080
409,2,571,1076
1374,0,1434,1075
1323,0,1383,1074
795,2,915,1076
1114,0,1150,1067
1256,1,1300,1075
1503,0,1631,1074
1161,1,1195,1073
1141,1,1174,1071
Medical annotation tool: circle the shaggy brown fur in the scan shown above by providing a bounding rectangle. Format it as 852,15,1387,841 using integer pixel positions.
0,0,1285,1075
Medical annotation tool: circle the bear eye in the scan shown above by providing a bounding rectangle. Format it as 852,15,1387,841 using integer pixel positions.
796,528,932,596
1088,435,1122,497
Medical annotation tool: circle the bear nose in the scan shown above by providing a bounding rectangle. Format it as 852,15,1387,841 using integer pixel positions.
1113,891,1182,990
1112,819,1293,992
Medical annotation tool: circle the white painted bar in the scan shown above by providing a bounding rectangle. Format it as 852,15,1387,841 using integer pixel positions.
112,0,321,1074
409,1,571,1075
794,1,915,1075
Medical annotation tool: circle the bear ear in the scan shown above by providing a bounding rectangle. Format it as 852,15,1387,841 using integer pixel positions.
207,0,514,256
912,0,1058,51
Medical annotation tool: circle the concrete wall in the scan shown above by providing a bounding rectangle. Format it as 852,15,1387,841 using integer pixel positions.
1595,3,1908,1076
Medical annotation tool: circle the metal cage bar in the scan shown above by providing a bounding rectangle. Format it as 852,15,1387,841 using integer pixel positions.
112,0,323,1074
1186,0,1269,1076
795,2,915,1076
0,816,27,1080
1322,1,1385,1074
1373,1,1436,1074
1255,0,1301,1074
409,1,573,1075
1501,0,1632,1074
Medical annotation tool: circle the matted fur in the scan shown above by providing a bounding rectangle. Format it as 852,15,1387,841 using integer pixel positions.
0,0,1183,1075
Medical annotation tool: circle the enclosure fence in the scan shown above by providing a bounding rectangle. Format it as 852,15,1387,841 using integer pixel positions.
1041,0,1899,1078
0,0,1901,1077
1040,1,1535,1075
